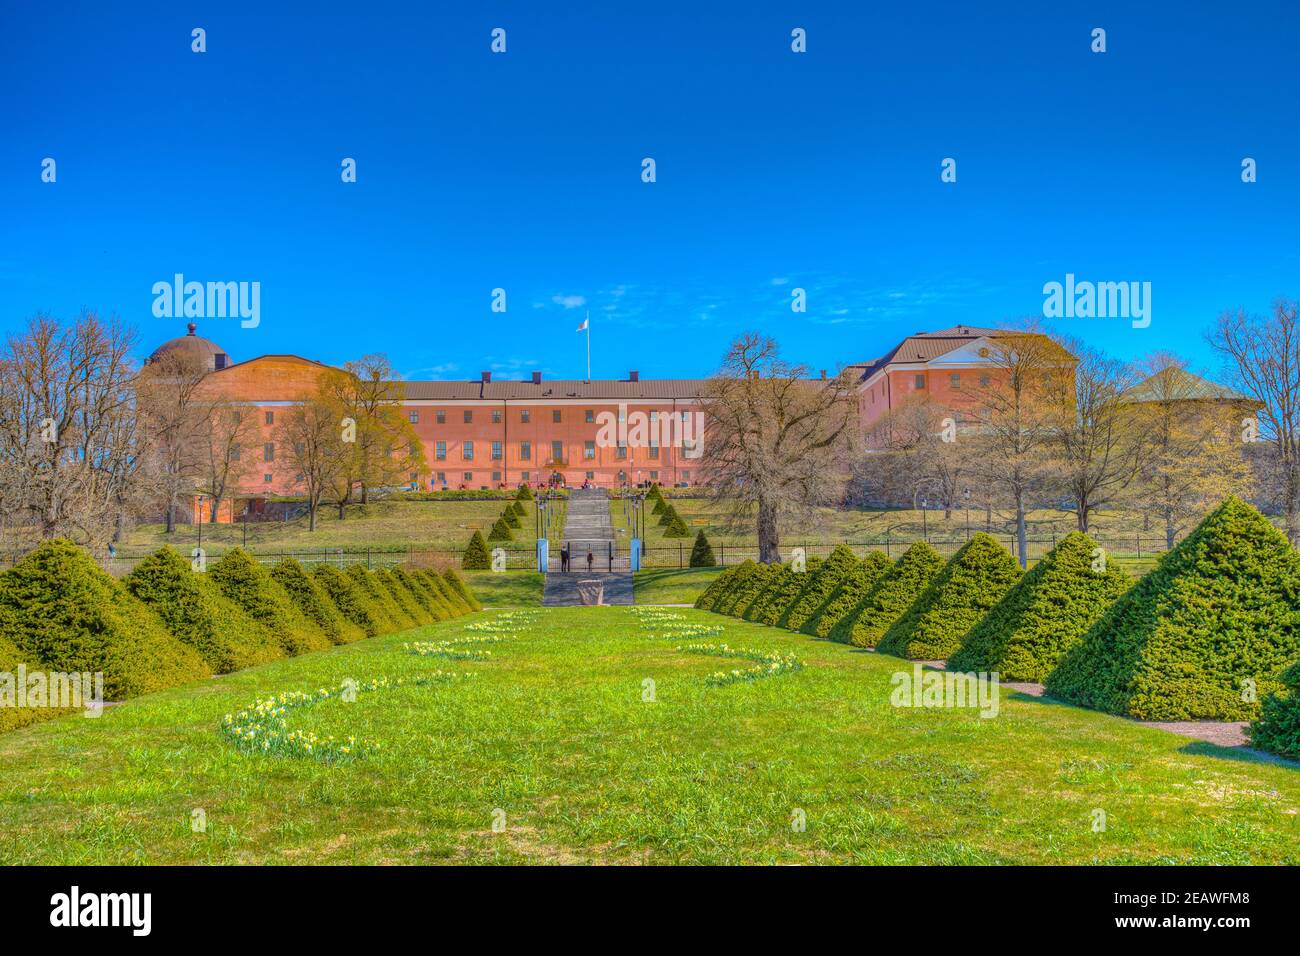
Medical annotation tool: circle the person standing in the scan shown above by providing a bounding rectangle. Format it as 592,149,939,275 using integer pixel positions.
586,550,594,573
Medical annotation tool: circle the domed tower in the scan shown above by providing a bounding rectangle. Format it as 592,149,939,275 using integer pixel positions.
148,322,232,372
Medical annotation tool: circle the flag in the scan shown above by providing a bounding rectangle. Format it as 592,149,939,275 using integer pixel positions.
576,317,589,332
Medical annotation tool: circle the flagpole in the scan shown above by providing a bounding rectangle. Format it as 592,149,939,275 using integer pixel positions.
585,310,591,383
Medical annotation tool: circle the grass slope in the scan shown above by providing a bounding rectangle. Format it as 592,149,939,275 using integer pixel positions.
0,607,1296,864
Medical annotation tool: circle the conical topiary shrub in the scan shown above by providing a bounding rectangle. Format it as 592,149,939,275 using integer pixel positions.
652,495,668,516
503,507,521,529
747,557,822,626
463,530,491,570
424,569,469,615
0,539,211,700
1250,661,1300,760
662,510,691,538
781,545,861,632
828,542,944,648
695,565,740,611
949,532,1131,681
312,564,387,637
442,568,482,611
396,567,453,621
689,530,717,567
877,534,1022,660
271,558,366,645
345,565,407,633
374,567,427,627
724,562,783,618
710,560,762,615
0,624,78,733
1045,497,1300,721
804,551,892,638
210,549,331,655
512,500,527,518
516,484,534,501
126,545,284,672
487,516,514,542
389,566,443,622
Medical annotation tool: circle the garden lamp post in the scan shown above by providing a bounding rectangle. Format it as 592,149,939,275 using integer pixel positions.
964,488,971,539
197,495,206,550
921,498,928,541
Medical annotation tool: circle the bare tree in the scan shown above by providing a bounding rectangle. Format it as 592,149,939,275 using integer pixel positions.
0,312,143,549
963,325,1070,567
1209,300,1300,544
341,355,426,502
1046,336,1142,532
1129,352,1253,549
198,400,259,523
701,333,859,563
863,395,966,517
136,347,211,532
275,394,353,532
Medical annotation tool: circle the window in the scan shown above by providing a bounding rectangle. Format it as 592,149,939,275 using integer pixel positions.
980,374,990,387
463,472,473,482
649,441,659,460
681,470,691,481
492,471,502,482
436,441,446,460
552,410,562,423
264,410,274,425
617,470,626,483
949,373,960,388
521,471,530,481
230,444,241,462
463,441,474,461
521,409,530,423
263,442,274,462
551,440,563,462
585,409,594,423
520,440,531,461
585,471,594,480
435,471,446,484
649,470,659,481
492,410,502,424
436,409,446,424
409,410,420,424
584,440,595,460
263,473,273,483
914,374,926,389
616,443,627,460
463,410,473,424
492,441,502,460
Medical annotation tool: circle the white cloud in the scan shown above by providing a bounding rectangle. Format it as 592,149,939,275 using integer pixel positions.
552,294,587,309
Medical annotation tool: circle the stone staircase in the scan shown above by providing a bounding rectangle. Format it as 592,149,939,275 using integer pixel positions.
543,488,634,606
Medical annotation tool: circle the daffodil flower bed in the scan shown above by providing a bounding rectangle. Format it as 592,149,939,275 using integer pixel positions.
404,635,501,660
220,672,475,763
675,643,804,687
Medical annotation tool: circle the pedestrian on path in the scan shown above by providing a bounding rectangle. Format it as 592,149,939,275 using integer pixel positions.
586,550,594,573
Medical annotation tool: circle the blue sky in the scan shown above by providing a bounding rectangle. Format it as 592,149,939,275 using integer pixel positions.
2,1,1297,382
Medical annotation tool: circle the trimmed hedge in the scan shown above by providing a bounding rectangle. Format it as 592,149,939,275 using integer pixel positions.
390,567,445,622
312,564,387,637
271,558,366,645
694,565,740,611
374,567,427,627
804,551,892,638
503,507,521,529
463,530,491,570
0,539,210,700
711,560,763,616
442,568,482,612
828,542,944,648
689,531,716,567
516,484,534,501
426,570,469,614
487,517,514,542
397,567,455,620
877,534,1022,660
780,545,860,631
1250,661,1300,760
210,549,331,655
748,558,823,626
662,510,691,538
0,624,78,733
949,532,1130,681
126,546,284,672
346,565,408,632
1045,497,1300,721
724,562,783,619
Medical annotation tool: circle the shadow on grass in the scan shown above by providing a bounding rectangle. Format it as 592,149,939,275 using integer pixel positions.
1178,740,1300,770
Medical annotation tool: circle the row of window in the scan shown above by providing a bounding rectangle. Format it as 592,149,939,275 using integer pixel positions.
432,440,667,462
912,372,992,390
406,408,690,426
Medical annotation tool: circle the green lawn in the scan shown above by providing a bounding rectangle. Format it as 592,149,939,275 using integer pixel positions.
634,567,726,604
462,571,544,606
1,606,1296,864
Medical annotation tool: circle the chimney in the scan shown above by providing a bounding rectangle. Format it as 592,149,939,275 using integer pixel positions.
531,371,542,384
820,369,827,380
629,370,639,382
480,371,491,383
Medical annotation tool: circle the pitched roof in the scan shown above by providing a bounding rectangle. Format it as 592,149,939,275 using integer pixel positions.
1123,366,1256,404
849,326,1074,381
